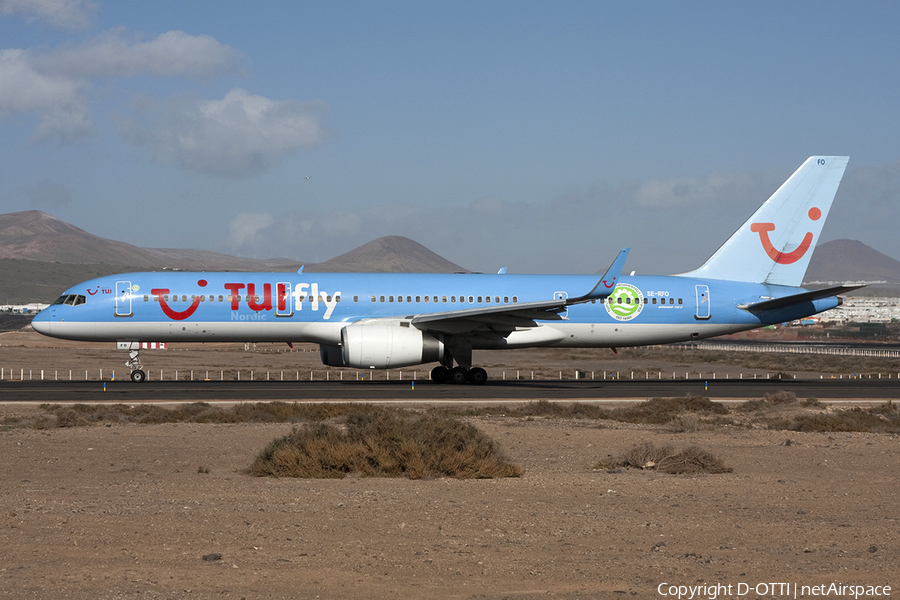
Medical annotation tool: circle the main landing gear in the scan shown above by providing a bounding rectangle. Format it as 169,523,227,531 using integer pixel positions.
430,365,488,385
125,347,146,383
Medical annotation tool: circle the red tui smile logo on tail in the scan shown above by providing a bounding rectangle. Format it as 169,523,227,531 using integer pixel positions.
152,279,207,320
750,207,821,265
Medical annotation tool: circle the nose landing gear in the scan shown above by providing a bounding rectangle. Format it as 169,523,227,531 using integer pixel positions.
125,346,146,383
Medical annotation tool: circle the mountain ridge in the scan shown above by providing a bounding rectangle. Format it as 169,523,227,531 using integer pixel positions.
2,210,899,303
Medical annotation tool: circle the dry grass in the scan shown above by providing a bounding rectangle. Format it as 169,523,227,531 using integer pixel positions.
246,409,523,479
782,402,900,433
3,395,899,436
598,441,733,475
6,401,380,428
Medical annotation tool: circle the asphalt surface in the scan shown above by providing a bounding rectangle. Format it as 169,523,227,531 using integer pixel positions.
1,378,898,403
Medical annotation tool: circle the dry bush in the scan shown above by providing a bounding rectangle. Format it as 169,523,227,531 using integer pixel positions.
736,390,799,413
247,408,523,479
787,405,900,433
28,401,382,428
764,390,798,405
609,395,728,425
598,441,732,474
512,400,611,419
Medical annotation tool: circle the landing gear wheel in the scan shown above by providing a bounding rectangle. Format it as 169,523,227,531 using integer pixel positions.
430,366,450,384
449,366,469,385
130,369,146,383
467,367,487,385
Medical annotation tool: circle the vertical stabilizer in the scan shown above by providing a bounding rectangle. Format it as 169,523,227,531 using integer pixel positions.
681,156,849,287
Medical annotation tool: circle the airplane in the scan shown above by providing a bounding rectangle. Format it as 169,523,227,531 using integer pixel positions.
32,156,859,384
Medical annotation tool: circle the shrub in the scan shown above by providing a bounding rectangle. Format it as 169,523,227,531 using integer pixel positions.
598,441,732,474
609,395,727,425
787,407,900,433
247,409,523,479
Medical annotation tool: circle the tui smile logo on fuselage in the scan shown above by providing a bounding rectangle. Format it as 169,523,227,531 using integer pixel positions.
152,280,207,321
750,207,821,265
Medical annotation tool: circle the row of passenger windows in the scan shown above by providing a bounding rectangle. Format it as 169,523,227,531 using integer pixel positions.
370,295,518,304
138,294,684,305
139,294,520,304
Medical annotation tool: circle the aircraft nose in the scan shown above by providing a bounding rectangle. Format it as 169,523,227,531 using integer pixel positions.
31,311,52,336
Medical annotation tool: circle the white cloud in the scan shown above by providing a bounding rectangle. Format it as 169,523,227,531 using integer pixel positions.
0,0,96,30
119,88,328,177
0,29,241,142
632,171,756,209
228,212,274,247
0,48,90,141
35,28,242,79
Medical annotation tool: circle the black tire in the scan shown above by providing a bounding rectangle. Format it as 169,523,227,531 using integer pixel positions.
430,365,450,384
467,367,487,385
449,367,469,385
130,369,146,383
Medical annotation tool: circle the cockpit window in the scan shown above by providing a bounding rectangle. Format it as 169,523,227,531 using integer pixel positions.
52,294,86,306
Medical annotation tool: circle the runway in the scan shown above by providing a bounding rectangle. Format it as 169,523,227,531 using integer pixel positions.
1,378,897,403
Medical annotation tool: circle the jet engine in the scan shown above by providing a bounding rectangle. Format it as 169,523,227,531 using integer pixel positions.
319,324,444,369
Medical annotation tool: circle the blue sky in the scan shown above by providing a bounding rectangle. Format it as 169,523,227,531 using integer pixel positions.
2,0,899,274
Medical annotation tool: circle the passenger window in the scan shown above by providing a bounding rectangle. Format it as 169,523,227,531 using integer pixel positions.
670,298,675,305
416,296,421,302
485,296,491,303
469,296,474,303
652,298,657,304
371,296,376,302
442,296,447,303
678,298,683,304
495,296,500,303
424,296,430,303
451,296,456,303
513,296,518,303
433,296,438,303
504,296,509,303
143,295,149,302
380,295,385,303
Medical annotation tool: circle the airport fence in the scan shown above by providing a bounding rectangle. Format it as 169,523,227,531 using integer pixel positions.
680,341,900,359
2,367,899,383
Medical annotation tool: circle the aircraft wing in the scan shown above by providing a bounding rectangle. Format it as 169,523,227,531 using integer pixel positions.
408,248,630,335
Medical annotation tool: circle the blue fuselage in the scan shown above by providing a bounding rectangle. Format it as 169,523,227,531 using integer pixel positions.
32,271,838,349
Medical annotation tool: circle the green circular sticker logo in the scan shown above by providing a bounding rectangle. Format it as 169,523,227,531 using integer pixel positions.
605,283,644,321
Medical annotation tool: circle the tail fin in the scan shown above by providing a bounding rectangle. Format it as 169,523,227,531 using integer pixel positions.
682,156,849,287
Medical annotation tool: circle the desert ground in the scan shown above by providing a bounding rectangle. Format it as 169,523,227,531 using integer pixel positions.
1,329,899,599
2,408,898,600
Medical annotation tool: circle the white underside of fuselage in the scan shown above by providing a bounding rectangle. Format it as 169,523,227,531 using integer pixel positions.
37,320,754,350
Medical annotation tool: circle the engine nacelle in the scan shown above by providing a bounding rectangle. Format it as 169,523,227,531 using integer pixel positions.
336,324,443,369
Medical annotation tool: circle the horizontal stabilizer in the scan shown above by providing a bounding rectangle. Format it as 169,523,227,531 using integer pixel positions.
737,284,865,313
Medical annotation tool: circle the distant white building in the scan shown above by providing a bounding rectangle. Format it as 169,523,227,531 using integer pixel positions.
1,303,49,314
819,297,900,323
